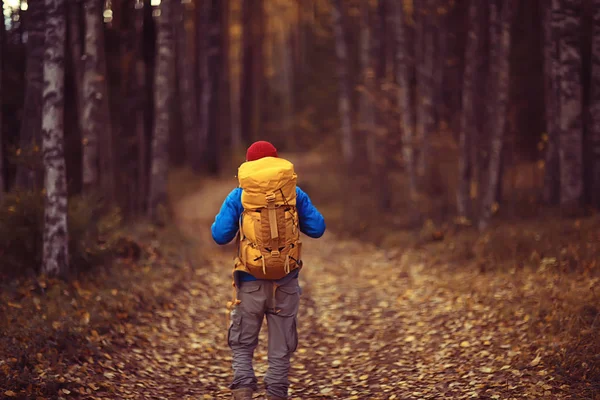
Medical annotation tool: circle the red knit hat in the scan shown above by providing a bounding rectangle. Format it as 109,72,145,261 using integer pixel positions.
246,141,278,161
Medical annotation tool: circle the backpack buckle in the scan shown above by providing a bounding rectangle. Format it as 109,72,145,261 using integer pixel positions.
265,192,276,203
271,250,280,258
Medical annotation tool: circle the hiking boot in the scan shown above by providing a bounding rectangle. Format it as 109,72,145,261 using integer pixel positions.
231,387,253,400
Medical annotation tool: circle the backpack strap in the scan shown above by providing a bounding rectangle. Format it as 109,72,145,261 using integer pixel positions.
265,192,280,257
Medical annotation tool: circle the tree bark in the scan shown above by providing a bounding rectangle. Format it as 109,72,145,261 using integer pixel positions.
588,0,600,208
457,0,484,220
0,0,5,200
543,0,561,205
134,0,147,214
331,0,354,166
41,0,69,277
359,0,375,171
558,0,584,207
173,0,197,167
240,0,264,147
414,0,436,180
479,0,514,231
392,0,416,196
206,0,223,174
16,0,45,190
196,0,210,172
81,0,103,191
148,0,174,221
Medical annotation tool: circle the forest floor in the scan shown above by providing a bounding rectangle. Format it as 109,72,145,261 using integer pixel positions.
1,154,599,399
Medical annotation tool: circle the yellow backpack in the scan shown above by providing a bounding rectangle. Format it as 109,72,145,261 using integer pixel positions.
234,157,302,280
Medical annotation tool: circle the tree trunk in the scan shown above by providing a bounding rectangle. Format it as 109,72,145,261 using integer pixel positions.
588,0,600,208
196,0,210,172
479,0,514,231
41,0,69,277
16,0,45,190
392,0,416,196
173,0,197,167
97,8,115,203
282,27,295,149
148,0,174,222
240,0,264,147
359,0,375,172
415,0,436,180
0,0,5,200
81,0,103,192
543,0,561,205
206,0,223,174
230,0,242,152
331,0,354,166
67,0,84,136
558,0,584,207
457,0,483,220
134,0,147,214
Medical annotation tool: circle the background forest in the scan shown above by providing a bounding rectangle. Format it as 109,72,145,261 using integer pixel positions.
1,0,600,398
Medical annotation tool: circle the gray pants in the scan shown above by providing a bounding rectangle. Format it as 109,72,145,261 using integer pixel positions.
228,278,300,398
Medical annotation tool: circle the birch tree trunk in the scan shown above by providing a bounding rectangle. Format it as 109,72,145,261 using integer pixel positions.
0,0,4,200
457,0,483,220
41,0,69,276
543,0,561,205
588,0,600,208
392,0,416,196
479,0,514,231
148,0,174,221
331,0,354,166
16,1,45,189
558,0,584,207
81,0,103,191
173,0,197,167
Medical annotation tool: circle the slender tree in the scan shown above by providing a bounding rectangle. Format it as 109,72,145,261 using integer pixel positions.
196,0,210,172
414,0,436,180
134,0,147,214
148,0,174,221
81,0,103,191
0,0,5,201
16,1,45,189
331,0,354,166
588,0,600,208
543,0,561,205
206,0,223,174
359,0,375,166
41,0,69,276
392,0,416,196
558,0,584,207
240,0,264,147
173,0,197,166
479,0,515,230
457,0,483,220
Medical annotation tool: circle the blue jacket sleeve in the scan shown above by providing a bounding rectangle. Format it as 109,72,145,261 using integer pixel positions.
296,186,326,238
211,188,243,245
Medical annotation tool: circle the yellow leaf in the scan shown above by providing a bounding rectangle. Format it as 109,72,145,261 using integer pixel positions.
7,302,22,309
4,391,17,397
404,335,416,342
480,367,494,373
62,388,71,394
530,355,542,367
460,341,470,348
359,374,369,381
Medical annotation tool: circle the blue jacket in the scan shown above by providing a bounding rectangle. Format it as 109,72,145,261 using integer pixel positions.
211,186,326,281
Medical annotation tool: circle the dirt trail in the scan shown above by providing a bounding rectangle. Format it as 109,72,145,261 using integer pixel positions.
158,157,563,400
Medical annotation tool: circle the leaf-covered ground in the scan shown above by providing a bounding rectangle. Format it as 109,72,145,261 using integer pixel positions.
1,170,598,399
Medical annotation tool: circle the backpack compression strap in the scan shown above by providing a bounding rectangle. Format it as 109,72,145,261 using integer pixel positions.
266,192,280,257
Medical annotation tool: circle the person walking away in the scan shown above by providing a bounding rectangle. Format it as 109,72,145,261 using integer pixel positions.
211,141,326,400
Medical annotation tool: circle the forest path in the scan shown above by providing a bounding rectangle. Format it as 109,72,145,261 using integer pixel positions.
156,154,562,399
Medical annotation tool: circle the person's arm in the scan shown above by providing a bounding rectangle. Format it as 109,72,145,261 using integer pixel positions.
295,186,326,238
211,188,244,245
